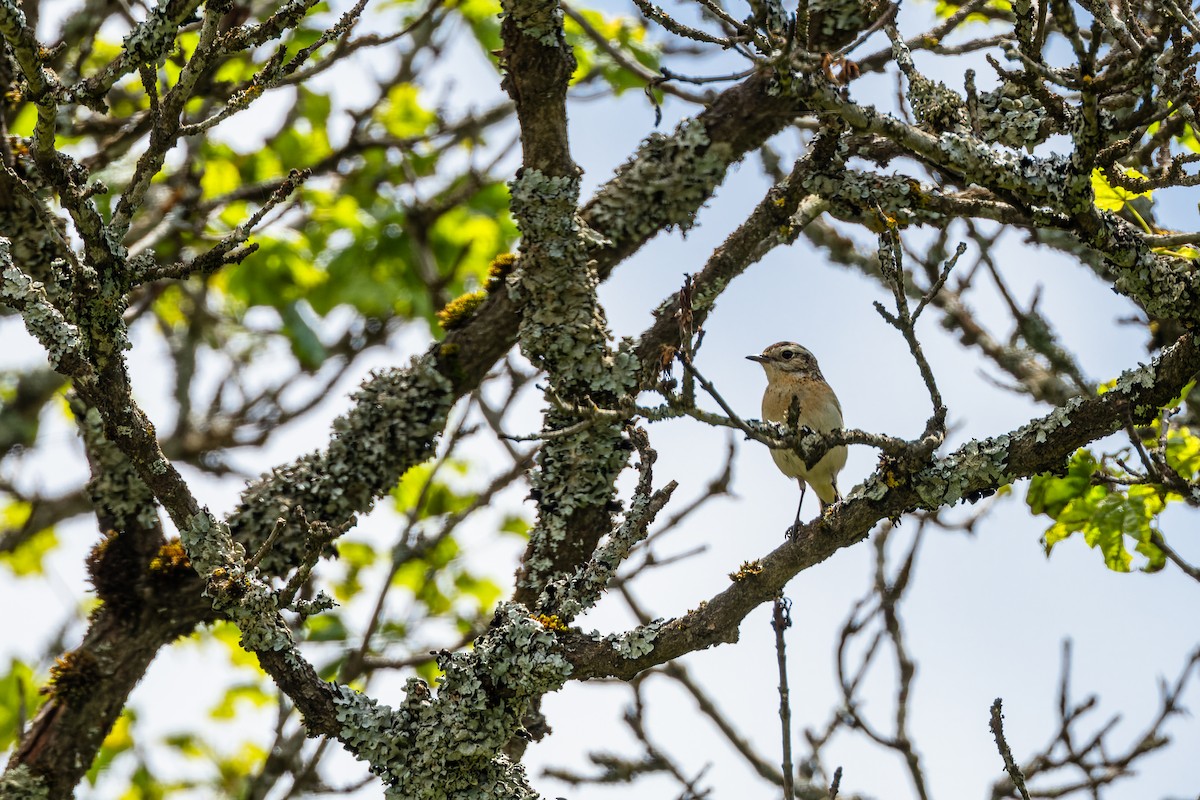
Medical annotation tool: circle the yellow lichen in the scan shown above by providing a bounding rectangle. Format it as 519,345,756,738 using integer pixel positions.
149,539,192,575
728,560,764,581
436,290,487,331
45,649,101,707
487,253,518,290
535,613,568,631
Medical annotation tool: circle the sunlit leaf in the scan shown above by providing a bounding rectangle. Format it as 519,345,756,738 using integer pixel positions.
1091,167,1153,211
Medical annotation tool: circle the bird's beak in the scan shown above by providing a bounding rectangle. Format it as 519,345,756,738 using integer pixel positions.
746,354,767,363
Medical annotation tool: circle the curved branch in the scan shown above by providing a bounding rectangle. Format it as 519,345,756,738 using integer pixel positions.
562,334,1200,681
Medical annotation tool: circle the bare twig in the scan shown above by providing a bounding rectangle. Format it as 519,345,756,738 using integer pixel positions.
990,698,1033,800
772,596,796,800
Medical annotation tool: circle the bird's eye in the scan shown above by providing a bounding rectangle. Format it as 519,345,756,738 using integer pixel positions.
780,350,794,360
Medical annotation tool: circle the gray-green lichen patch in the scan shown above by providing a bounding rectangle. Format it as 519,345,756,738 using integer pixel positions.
499,0,565,46
230,356,454,576
907,73,970,134
182,510,294,652
801,169,943,228
608,620,663,659
585,118,733,250
509,163,645,602
540,449,670,617
119,0,199,69
332,604,569,799
974,82,1051,151
1,240,85,371
892,37,969,135
913,436,1014,508
79,404,159,532
0,765,49,799
1096,216,1200,324
1023,395,1085,445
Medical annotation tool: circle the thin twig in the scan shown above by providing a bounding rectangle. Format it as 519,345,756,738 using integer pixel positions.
772,596,796,800
990,698,1032,800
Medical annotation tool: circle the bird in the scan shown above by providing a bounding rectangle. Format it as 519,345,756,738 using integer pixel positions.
747,342,847,535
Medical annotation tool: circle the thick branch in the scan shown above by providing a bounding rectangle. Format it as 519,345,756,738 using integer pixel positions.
562,335,1200,680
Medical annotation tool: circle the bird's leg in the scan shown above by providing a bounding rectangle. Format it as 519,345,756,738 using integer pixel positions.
786,480,807,540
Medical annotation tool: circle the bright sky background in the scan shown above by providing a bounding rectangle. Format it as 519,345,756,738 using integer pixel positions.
2,0,1198,798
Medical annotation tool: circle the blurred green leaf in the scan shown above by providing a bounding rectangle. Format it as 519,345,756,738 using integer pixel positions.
499,514,531,538
455,0,503,56
210,682,272,720
563,9,659,94
934,0,1012,20
0,659,44,751
337,540,378,569
0,511,58,577
201,159,241,199
305,613,349,643
376,84,437,139
392,461,475,517
86,710,135,786
454,572,502,611
280,301,328,369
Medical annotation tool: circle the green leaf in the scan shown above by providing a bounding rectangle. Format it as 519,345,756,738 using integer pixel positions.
1091,167,1152,211
210,682,272,720
1029,450,1169,573
217,238,323,310
376,84,437,139
1026,449,1098,517
416,659,443,685
203,621,267,672
0,659,44,750
562,9,659,94
1179,124,1200,153
337,540,377,569
454,572,502,611
455,0,503,57
1165,425,1200,479
934,0,1011,21
201,159,241,199
0,516,58,578
391,461,476,517
305,613,349,643
280,301,327,369
499,514,531,538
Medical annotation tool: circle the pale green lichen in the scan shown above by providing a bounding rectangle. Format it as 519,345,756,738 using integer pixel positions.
182,510,293,652
893,37,969,134
230,356,454,576
539,444,667,617
607,620,664,659
1,239,85,370
905,347,1182,510
119,0,198,70
914,436,1014,508
78,404,160,532
332,604,570,799
585,118,733,249
974,81,1051,151
0,765,49,799
509,166,642,603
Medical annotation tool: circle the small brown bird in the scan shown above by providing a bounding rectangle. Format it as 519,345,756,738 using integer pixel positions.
748,342,847,533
